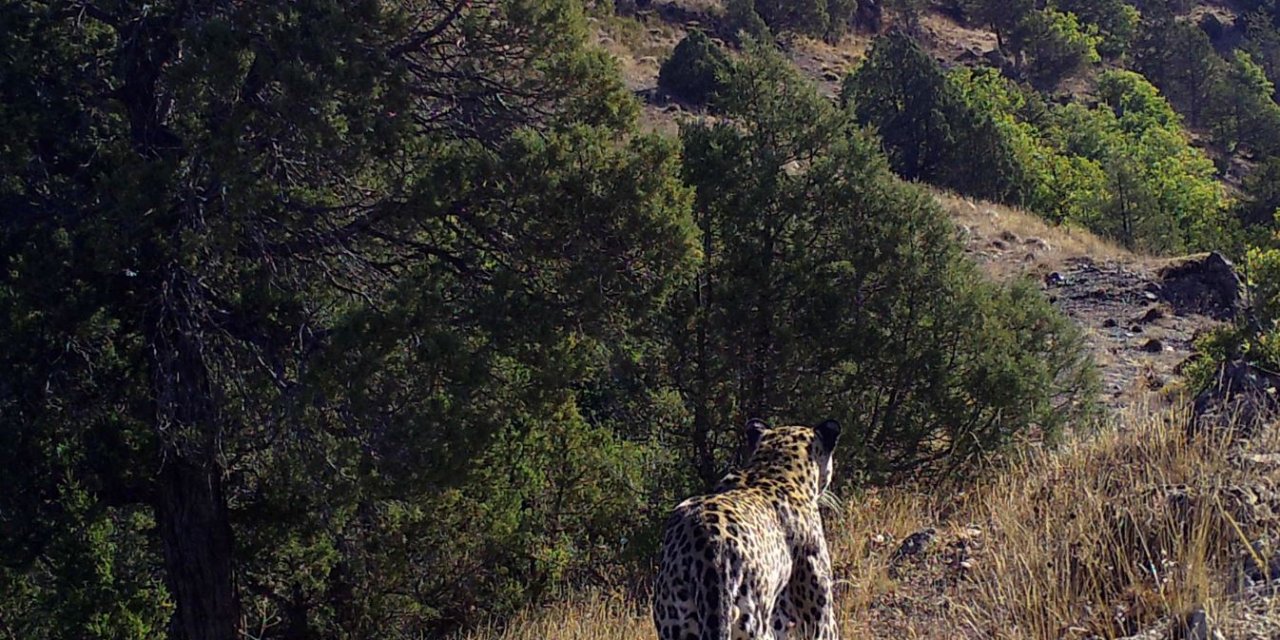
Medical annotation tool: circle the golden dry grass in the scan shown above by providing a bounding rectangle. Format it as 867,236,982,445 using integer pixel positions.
468,400,1279,639
933,190,1141,279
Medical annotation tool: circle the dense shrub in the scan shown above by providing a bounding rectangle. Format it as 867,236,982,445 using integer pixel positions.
658,31,733,105
1008,9,1101,88
938,65,1236,254
684,44,1097,483
843,32,1027,203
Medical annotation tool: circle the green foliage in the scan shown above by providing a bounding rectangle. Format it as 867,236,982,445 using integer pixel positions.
949,67,1107,224
1008,9,1102,87
843,32,1026,203
0,0,696,636
724,0,773,42
685,44,1096,482
846,37,1232,254
1238,156,1280,228
1,0,1131,635
962,0,1035,47
726,0,858,39
1244,10,1280,102
658,31,733,105
1057,71,1236,253
1246,243,1280,340
1206,51,1280,156
1057,0,1140,58
1135,16,1223,126
1189,242,1280,390
941,66,1236,254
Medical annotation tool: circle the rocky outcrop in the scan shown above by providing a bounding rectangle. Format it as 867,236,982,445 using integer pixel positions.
1157,252,1243,321
1191,360,1280,437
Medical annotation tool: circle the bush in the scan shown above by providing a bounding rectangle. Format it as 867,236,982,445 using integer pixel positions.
1009,9,1101,87
843,32,1028,203
940,66,1236,254
658,31,733,105
683,44,1097,483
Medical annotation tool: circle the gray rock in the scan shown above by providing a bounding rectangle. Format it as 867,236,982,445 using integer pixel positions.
1137,307,1165,324
1191,360,1280,438
1174,607,1215,640
890,528,936,564
1158,252,1242,320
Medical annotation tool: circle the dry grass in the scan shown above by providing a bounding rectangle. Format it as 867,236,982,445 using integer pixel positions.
469,400,1280,639
457,591,652,640
589,10,686,95
783,33,872,97
950,406,1235,638
933,190,1142,279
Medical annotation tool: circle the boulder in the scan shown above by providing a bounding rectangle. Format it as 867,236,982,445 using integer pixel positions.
1191,360,1280,438
889,528,936,565
1158,252,1242,320
1137,307,1165,324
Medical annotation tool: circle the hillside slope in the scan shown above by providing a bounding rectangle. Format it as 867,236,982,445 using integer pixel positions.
441,4,1280,638
462,5,1280,636
938,193,1235,412
465,405,1280,639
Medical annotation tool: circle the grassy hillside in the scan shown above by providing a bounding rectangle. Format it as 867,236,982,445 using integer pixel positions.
467,399,1280,639
474,2,1280,635
8,2,1280,638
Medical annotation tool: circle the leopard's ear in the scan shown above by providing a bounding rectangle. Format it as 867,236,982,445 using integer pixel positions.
745,418,769,453
815,419,840,453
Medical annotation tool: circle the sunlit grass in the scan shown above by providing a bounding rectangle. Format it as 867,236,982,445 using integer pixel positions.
470,401,1276,639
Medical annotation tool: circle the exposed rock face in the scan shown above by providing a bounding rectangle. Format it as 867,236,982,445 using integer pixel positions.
1158,252,1243,321
1191,360,1280,437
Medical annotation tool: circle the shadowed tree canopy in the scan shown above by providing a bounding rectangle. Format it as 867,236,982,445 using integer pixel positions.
0,0,696,636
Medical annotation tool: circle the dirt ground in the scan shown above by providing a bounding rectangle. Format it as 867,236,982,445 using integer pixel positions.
939,192,1228,412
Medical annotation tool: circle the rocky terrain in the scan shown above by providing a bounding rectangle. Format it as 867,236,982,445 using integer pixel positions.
875,196,1280,639
944,194,1239,413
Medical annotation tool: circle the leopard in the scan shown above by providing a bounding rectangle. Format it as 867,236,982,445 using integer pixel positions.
652,418,841,640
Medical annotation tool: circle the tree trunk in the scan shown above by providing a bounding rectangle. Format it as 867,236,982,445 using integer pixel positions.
151,272,241,640
693,221,718,489
155,455,240,640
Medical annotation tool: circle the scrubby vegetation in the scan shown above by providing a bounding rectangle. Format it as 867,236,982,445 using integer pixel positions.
9,0,1280,638
463,402,1280,640
658,31,732,104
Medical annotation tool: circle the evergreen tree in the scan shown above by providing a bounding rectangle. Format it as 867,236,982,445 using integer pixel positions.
962,0,1035,50
0,1,696,636
659,31,734,105
1206,50,1280,157
1135,17,1223,126
843,32,1026,203
1057,0,1139,58
683,44,1095,483
1007,8,1101,87
1237,156,1280,228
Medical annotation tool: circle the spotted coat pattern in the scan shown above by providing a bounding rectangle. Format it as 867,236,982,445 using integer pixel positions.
653,420,841,640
